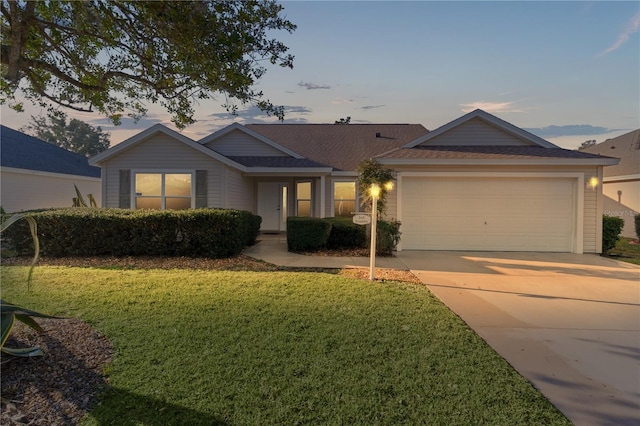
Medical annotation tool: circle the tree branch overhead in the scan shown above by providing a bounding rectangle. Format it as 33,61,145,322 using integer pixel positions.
1,0,296,128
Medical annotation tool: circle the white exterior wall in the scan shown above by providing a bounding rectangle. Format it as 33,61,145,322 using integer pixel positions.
225,167,254,211
420,118,534,146
101,134,225,208
204,129,287,156
1,168,101,212
387,165,604,253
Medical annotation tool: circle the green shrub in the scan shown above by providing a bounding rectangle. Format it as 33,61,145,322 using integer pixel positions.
635,213,640,240
287,217,332,252
376,219,401,255
3,208,261,259
230,210,262,247
325,217,367,249
602,215,625,254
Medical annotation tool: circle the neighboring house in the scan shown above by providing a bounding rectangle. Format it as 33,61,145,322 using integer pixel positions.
89,109,618,253
0,125,102,212
582,129,640,238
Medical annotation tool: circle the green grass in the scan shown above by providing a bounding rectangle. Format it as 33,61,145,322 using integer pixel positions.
1,266,571,425
607,237,640,265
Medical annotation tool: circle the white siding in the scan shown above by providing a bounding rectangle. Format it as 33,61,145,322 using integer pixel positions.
420,118,534,146
1,168,101,212
102,134,224,208
204,129,289,156
583,188,597,252
225,167,254,211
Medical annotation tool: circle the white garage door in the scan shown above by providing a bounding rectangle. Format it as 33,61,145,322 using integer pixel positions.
400,176,575,252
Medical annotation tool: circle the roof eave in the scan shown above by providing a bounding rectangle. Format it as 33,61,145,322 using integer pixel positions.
378,158,621,166
243,167,332,176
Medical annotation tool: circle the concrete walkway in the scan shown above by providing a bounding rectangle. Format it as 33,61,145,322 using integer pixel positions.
244,236,640,426
243,233,409,270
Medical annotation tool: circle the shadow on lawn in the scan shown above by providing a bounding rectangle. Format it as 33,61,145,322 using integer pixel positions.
89,388,230,426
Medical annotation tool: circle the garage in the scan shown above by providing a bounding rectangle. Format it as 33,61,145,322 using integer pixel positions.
400,175,576,252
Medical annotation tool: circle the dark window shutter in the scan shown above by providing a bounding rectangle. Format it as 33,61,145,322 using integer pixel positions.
195,170,207,208
119,169,131,208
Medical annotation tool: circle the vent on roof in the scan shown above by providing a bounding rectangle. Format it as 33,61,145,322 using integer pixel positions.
375,132,381,138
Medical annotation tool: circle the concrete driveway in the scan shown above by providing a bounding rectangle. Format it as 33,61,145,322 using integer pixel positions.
396,251,640,426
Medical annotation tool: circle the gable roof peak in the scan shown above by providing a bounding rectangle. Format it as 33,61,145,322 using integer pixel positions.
403,109,557,149
198,122,304,159
89,123,196,165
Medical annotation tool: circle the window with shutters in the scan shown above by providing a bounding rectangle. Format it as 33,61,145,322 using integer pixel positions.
134,172,194,210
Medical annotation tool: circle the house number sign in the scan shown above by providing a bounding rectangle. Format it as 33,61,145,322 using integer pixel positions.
352,213,371,225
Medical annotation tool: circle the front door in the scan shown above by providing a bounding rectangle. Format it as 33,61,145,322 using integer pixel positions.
257,182,287,232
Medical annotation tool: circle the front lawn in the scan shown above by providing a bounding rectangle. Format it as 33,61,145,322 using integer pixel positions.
607,237,640,265
1,266,570,425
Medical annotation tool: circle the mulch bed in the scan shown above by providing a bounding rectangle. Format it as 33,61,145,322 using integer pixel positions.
1,319,113,426
1,254,420,425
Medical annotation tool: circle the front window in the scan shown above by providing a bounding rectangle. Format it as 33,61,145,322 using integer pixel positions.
334,181,356,217
296,181,312,217
135,172,193,210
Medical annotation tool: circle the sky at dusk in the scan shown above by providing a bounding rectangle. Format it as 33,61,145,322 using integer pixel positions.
1,1,638,150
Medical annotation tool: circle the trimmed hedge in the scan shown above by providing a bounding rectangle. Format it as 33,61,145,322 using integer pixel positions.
3,208,261,258
324,217,367,249
287,216,401,254
635,213,640,240
286,217,332,252
602,214,624,254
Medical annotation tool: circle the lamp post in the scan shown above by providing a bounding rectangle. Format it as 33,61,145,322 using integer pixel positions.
369,184,380,281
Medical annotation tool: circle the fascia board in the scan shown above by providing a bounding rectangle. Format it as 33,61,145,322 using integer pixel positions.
198,123,305,159
243,167,332,176
378,158,621,166
603,173,640,183
330,171,358,177
0,166,101,181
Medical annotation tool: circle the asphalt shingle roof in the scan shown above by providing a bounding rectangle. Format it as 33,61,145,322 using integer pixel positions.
246,124,429,171
0,125,101,178
378,145,619,161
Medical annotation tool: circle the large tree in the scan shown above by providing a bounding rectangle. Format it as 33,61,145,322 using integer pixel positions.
1,1,296,128
22,110,110,157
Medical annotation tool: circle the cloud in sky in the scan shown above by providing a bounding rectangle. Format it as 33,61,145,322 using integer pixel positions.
600,10,640,56
90,115,164,131
461,101,525,113
208,105,311,124
523,124,620,138
331,98,354,105
298,81,332,90
360,105,385,110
